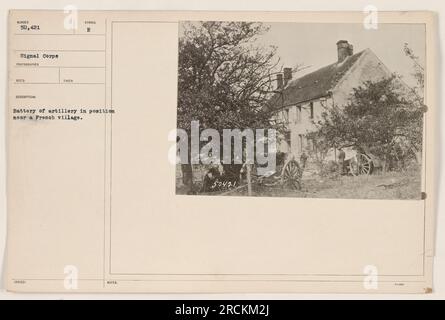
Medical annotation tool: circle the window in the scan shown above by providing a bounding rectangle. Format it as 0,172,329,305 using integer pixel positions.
296,105,301,122
282,108,290,124
284,131,291,150
309,102,314,119
299,134,304,153
307,138,313,151
307,137,316,152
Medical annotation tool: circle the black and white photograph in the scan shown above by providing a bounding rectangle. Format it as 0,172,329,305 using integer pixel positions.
1,5,441,298
176,21,426,199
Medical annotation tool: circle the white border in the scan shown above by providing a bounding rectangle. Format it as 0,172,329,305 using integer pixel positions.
0,0,444,300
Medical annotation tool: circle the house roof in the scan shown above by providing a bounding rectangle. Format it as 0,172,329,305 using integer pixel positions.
269,49,367,110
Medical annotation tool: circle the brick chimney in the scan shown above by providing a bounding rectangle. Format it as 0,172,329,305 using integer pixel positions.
283,67,292,86
276,73,283,89
336,40,353,63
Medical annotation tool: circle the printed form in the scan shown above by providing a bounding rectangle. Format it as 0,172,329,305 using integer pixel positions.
6,10,437,293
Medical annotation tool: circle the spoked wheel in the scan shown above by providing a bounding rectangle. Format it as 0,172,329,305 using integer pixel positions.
281,159,302,190
349,153,373,176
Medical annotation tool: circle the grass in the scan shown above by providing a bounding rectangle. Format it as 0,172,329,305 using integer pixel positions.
225,166,422,200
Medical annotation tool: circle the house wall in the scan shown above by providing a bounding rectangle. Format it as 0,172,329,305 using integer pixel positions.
332,49,392,107
276,97,333,158
276,49,394,163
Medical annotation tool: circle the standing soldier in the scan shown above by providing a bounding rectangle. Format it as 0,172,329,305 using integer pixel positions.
300,151,308,169
338,147,346,175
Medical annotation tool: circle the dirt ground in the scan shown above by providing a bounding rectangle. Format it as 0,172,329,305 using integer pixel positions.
176,164,422,200
231,167,422,200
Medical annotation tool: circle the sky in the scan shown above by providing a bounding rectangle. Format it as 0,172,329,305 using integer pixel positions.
258,23,426,88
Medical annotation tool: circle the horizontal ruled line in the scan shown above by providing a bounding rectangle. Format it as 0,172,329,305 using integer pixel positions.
14,82,105,85
11,278,425,283
14,66,105,68
14,49,105,52
14,33,106,36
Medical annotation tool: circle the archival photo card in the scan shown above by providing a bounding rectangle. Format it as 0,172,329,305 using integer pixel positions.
6,10,437,293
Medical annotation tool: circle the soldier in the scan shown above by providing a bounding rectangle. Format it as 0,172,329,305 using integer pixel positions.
201,166,221,193
300,151,308,169
338,147,346,175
